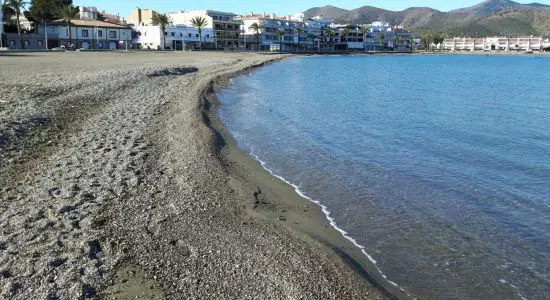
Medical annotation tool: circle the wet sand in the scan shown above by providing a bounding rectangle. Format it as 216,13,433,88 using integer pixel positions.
0,52,390,299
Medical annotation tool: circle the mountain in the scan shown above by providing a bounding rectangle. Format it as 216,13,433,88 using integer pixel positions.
303,0,550,36
302,5,349,20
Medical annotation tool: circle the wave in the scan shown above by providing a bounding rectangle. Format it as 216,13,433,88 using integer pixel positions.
249,147,413,298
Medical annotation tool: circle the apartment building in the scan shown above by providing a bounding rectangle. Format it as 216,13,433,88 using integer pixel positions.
362,22,412,51
133,24,214,50
237,14,313,51
127,8,159,26
444,36,543,51
4,20,132,50
168,10,241,49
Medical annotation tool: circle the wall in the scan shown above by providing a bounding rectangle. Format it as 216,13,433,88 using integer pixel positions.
133,25,214,49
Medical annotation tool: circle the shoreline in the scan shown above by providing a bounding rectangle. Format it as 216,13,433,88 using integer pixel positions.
0,52,391,299
204,58,407,299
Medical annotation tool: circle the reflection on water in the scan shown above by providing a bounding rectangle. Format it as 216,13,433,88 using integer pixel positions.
217,55,550,299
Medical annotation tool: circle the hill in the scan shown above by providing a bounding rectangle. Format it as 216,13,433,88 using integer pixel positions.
303,0,550,36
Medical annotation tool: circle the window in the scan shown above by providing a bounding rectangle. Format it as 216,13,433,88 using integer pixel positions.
38,40,43,47
109,30,116,38
98,30,103,37
8,40,15,47
188,33,192,37
195,34,199,38
82,29,89,37
24,40,29,47
171,32,175,36
206,34,210,38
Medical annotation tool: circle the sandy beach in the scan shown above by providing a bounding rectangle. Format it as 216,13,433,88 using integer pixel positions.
0,52,390,299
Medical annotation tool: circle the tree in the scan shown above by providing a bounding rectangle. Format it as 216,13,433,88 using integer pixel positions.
57,4,78,48
433,34,444,47
294,27,304,35
151,13,171,50
28,0,62,25
393,34,400,51
420,33,432,51
248,22,262,51
322,28,335,51
275,29,285,51
379,32,385,48
341,28,350,43
4,0,28,49
190,16,208,51
358,26,370,51
28,0,65,49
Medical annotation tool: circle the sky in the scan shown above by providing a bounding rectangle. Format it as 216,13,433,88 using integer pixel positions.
74,0,550,17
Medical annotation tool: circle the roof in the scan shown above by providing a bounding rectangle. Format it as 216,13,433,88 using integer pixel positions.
51,19,128,29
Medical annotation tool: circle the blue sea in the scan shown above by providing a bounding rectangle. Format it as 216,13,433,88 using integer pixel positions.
217,55,550,299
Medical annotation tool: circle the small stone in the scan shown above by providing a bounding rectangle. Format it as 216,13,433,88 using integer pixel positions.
50,258,67,267
0,268,11,278
278,216,287,221
81,193,96,201
88,240,102,259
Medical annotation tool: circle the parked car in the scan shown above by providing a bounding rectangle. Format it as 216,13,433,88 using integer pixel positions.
52,45,66,51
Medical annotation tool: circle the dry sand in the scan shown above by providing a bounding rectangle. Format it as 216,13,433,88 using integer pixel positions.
0,51,391,299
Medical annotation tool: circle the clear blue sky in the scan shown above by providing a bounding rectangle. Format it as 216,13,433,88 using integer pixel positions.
75,0,550,17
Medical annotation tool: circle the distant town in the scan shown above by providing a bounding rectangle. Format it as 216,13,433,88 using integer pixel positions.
1,1,550,53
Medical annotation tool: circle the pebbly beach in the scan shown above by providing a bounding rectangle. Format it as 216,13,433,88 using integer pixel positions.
0,52,389,299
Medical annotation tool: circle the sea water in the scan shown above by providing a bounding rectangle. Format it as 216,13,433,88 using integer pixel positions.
217,55,550,299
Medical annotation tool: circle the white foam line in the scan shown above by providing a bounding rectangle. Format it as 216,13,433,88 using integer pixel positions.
248,148,415,299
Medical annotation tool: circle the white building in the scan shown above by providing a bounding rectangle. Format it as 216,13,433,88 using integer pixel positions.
167,10,241,49
133,24,214,50
237,14,313,51
10,14,32,31
362,22,411,51
80,6,99,21
444,36,543,51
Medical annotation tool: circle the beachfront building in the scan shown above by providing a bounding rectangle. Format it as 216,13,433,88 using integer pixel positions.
126,8,159,26
168,10,241,50
362,22,412,51
444,36,544,52
304,16,332,50
329,24,364,50
237,13,315,51
133,24,214,50
81,6,123,24
4,20,132,50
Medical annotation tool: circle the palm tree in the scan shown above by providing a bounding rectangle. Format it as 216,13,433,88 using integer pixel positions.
379,32,385,49
57,4,79,49
4,0,28,49
358,27,370,51
275,29,285,51
323,28,335,51
248,22,262,51
341,28,350,43
190,16,208,50
151,13,171,50
393,34,401,51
